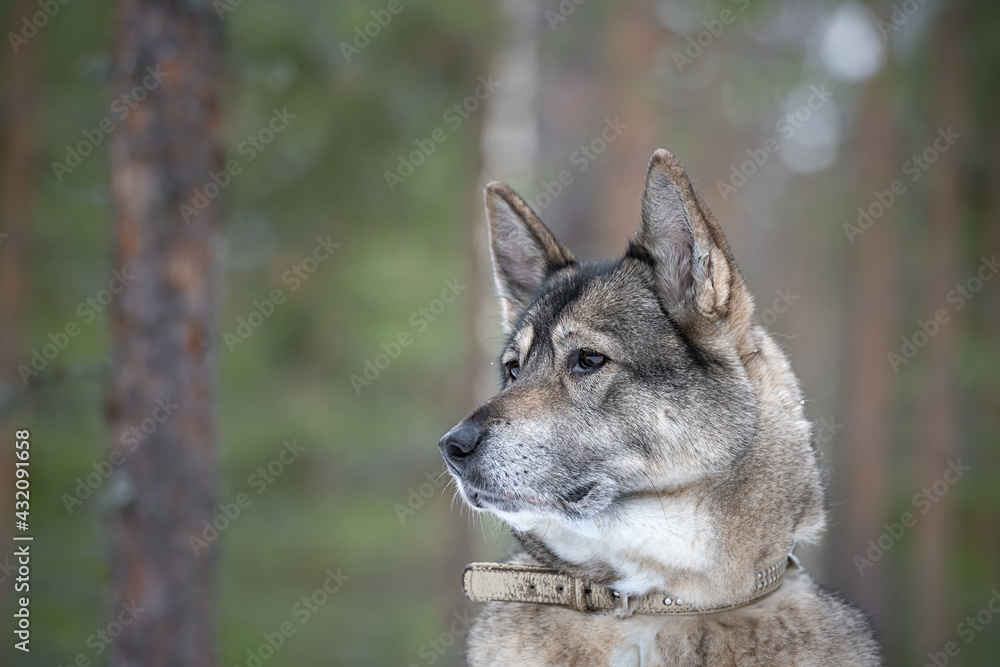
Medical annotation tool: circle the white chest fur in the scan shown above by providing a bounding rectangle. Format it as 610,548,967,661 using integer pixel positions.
528,495,716,596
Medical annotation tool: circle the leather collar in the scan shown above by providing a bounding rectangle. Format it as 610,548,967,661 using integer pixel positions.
463,553,796,616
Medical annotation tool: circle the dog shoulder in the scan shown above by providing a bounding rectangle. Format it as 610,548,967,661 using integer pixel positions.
691,570,884,666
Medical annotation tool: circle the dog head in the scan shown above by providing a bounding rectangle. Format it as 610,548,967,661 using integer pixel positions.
440,149,824,594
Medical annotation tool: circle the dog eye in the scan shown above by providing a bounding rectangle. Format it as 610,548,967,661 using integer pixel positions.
505,360,520,379
573,350,607,373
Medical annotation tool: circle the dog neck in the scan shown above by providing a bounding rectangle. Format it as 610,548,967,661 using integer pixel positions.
519,494,717,593
501,489,792,609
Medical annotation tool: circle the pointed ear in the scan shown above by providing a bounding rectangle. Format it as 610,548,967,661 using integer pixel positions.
485,181,575,331
629,149,753,329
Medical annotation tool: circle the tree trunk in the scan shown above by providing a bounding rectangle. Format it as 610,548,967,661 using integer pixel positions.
476,0,540,399
0,2,39,664
916,4,965,651
106,1,224,665
597,0,661,251
838,74,898,629
0,0,37,393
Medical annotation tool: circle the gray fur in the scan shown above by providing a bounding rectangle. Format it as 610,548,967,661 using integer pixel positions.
439,149,882,666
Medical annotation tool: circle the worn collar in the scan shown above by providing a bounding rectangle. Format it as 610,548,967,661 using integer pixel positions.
463,552,797,616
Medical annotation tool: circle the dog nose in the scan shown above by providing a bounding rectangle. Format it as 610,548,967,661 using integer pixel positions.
439,423,484,471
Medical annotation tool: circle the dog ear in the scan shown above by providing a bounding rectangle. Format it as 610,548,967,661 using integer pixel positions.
484,182,575,332
630,149,753,331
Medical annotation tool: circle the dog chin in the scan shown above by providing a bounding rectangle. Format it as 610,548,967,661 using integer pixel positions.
458,477,618,529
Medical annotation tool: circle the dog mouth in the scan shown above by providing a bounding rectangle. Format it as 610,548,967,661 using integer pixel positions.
563,481,598,504
465,486,546,511
458,477,603,516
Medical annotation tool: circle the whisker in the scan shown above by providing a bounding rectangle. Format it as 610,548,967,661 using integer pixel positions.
439,478,456,500
642,470,670,524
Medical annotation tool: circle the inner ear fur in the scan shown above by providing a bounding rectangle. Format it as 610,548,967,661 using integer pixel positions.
629,149,754,343
484,181,575,332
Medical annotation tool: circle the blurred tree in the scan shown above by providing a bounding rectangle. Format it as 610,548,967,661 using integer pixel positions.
597,0,661,250
1,1,40,663
0,0,37,393
105,0,224,665
917,2,966,651
476,0,541,399
838,72,898,628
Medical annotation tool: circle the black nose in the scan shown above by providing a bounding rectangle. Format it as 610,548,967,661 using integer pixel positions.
439,423,484,471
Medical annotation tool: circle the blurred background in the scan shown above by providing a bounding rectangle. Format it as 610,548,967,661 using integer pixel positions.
1,0,998,664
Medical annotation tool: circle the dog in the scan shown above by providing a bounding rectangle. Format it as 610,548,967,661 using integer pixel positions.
438,149,882,666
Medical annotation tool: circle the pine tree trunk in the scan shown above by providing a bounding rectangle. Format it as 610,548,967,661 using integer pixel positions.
597,0,661,251
838,75,898,628
917,4,965,651
0,0,37,391
0,3,39,664
106,1,224,665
